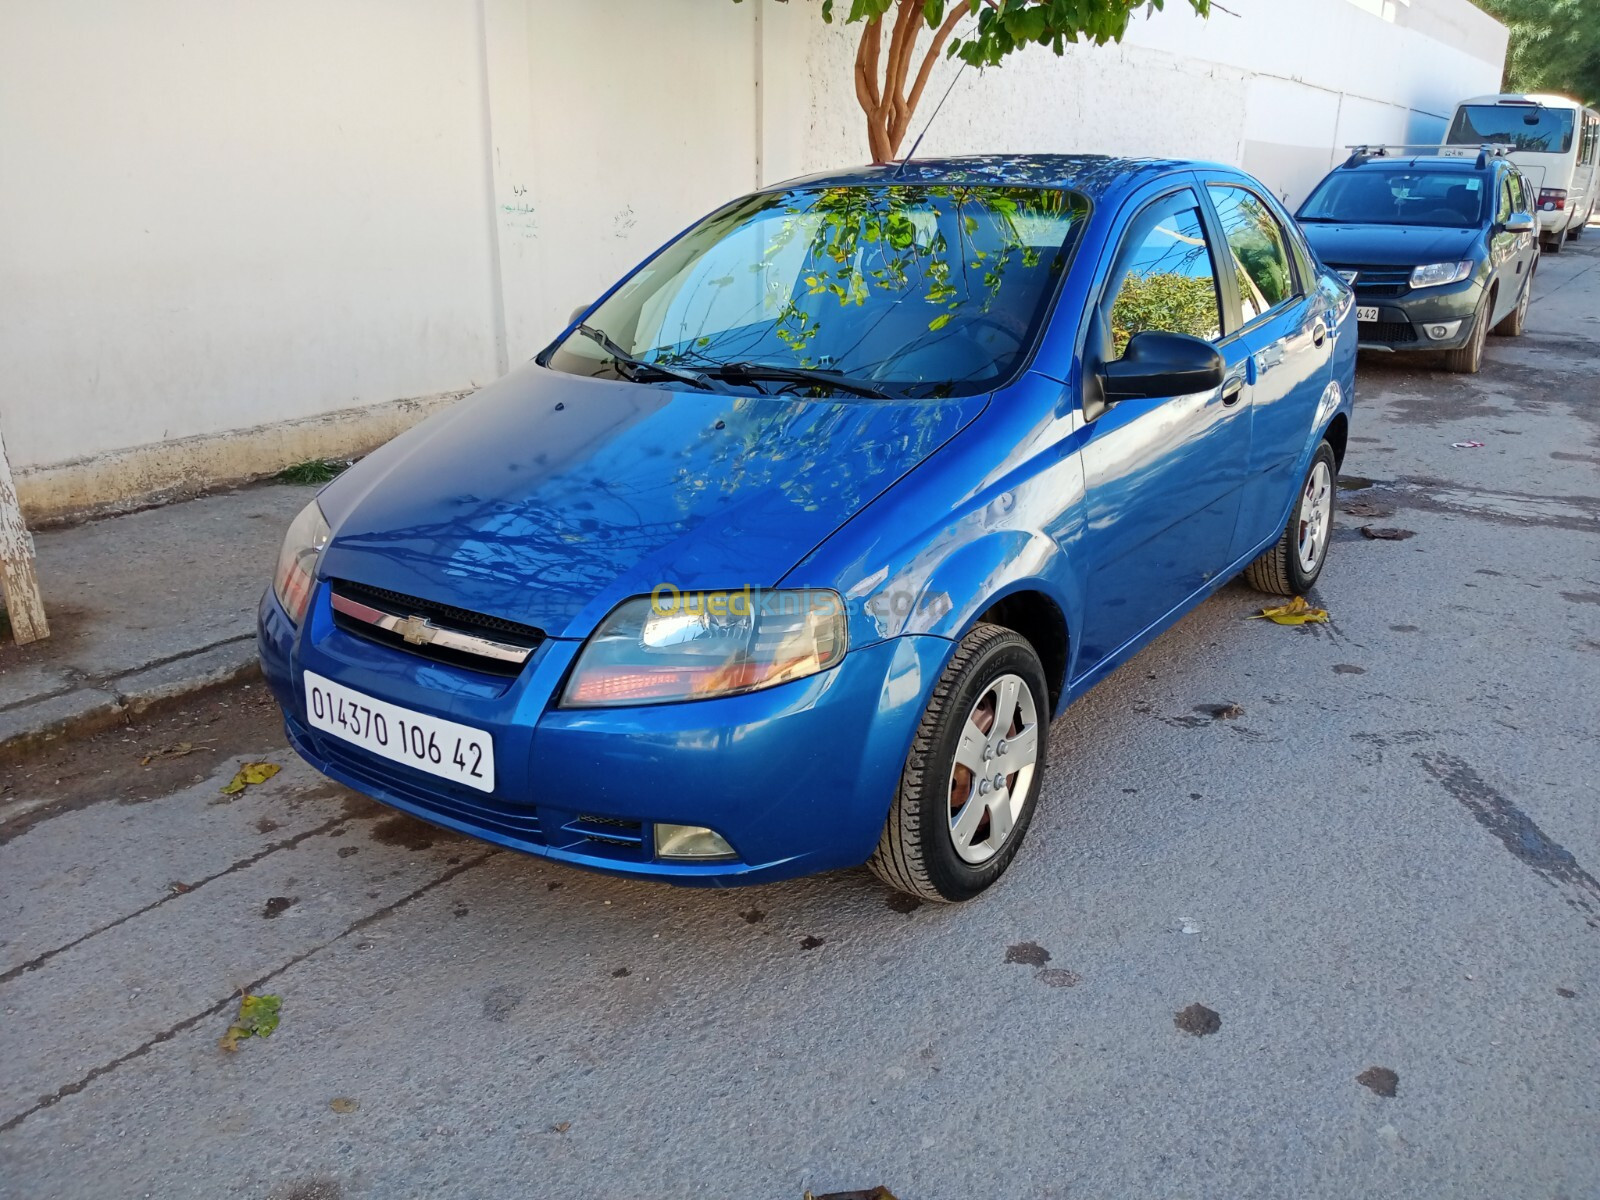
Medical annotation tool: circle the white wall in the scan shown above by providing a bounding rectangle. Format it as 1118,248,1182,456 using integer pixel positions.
0,0,1505,522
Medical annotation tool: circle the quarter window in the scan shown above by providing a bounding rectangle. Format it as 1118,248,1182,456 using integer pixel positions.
1104,200,1222,358
1210,186,1297,325
1496,174,1514,224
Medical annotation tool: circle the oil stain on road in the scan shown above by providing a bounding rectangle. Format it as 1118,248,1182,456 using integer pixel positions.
1418,752,1600,929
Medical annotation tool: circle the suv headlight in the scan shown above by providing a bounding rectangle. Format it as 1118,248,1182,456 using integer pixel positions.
1409,261,1473,289
272,501,331,625
561,588,848,707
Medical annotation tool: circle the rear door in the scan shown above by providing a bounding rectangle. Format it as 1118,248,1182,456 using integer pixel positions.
1199,177,1334,558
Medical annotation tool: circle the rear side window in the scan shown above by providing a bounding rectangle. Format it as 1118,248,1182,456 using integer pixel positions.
1104,198,1222,357
1209,186,1297,326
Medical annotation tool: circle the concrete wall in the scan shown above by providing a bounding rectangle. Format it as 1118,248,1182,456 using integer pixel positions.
0,0,1505,523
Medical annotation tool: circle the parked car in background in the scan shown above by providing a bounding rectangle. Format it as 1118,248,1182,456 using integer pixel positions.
1441,93,1600,254
260,154,1354,902
1296,146,1539,373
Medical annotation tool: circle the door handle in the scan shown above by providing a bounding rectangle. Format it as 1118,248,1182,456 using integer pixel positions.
1221,379,1245,407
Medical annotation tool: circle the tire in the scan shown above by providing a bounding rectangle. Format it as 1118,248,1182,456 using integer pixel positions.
1493,273,1531,337
1243,441,1337,597
1568,211,1587,241
1443,291,1491,373
868,624,1049,903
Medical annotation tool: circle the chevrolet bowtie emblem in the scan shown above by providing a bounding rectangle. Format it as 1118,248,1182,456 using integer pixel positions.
398,615,435,645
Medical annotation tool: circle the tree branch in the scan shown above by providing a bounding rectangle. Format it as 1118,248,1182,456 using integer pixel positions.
899,4,969,145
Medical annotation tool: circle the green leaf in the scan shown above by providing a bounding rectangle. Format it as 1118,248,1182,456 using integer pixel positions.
220,992,282,1051
928,312,954,331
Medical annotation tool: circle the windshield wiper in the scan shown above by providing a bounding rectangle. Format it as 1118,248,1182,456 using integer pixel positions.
575,324,724,393
703,361,891,400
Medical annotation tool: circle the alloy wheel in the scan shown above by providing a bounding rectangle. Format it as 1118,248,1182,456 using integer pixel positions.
948,673,1040,865
1297,459,1333,575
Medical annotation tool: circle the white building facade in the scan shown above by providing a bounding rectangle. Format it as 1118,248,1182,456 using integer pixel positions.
0,0,1506,522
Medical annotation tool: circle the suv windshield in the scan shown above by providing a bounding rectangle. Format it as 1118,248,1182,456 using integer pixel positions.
1299,167,1487,228
1447,104,1575,155
544,184,1089,399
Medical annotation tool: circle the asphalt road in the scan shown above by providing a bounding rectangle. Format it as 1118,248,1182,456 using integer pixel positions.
3,234,1598,1200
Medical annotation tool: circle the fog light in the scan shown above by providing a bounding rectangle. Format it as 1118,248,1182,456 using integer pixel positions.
654,823,736,860
1425,320,1462,341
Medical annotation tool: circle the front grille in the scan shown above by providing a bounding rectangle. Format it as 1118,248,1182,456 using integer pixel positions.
1358,320,1418,344
1335,264,1413,300
330,579,543,677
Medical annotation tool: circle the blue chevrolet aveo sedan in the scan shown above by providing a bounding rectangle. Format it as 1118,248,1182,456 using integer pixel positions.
260,155,1355,902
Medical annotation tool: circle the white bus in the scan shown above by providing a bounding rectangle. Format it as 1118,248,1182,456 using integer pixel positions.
1441,93,1600,254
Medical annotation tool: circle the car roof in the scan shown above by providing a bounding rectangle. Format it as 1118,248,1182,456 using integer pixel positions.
762,154,1216,202
1344,154,1488,171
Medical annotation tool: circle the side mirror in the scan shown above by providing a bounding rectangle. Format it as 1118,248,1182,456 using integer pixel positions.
1504,212,1536,234
1100,331,1226,403
569,304,591,326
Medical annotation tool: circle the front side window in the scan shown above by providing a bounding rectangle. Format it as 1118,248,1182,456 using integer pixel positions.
1210,186,1297,325
1103,200,1222,358
544,184,1089,399
1447,104,1576,155
1299,168,1487,229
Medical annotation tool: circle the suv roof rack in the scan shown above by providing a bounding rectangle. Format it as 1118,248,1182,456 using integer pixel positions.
1341,142,1512,169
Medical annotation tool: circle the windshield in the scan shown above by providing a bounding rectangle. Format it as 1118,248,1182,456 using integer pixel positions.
543,184,1089,399
1298,168,1487,228
1447,104,1576,155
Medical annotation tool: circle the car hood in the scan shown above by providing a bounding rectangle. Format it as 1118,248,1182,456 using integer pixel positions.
1299,222,1482,267
316,362,981,639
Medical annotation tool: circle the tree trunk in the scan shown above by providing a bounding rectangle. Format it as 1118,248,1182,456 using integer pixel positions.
855,0,968,164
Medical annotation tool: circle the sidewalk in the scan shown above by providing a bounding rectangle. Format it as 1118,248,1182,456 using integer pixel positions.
0,483,314,757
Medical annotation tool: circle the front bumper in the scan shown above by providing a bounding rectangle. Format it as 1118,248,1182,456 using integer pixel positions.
258,584,950,885
1354,277,1484,352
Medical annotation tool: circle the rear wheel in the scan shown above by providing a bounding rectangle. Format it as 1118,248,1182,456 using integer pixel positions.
868,624,1049,903
1569,209,1590,240
1444,292,1491,373
1243,442,1337,596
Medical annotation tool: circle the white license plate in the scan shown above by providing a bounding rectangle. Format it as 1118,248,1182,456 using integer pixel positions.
304,671,495,793
1356,306,1381,322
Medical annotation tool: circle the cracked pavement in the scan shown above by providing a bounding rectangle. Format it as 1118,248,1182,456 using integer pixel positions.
2,234,1597,1199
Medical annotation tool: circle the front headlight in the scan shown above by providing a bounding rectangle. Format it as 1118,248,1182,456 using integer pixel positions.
561,588,848,707
272,501,331,625
1409,261,1473,289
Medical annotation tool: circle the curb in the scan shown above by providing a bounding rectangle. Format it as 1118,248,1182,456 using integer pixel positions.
0,639,262,763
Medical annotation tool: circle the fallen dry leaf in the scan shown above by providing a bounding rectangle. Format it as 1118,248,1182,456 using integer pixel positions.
1249,597,1329,626
330,1097,360,1114
219,991,281,1051
1360,526,1415,541
551,1121,571,1134
220,761,281,795
805,1190,900,1200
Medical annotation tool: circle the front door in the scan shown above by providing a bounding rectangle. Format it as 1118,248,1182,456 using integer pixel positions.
1074,185,1254,674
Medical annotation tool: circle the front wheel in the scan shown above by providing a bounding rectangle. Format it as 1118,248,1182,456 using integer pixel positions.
1493,273,1532,337
1443,292,1490,373
1243,441,1337,596
868,624,1049,903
